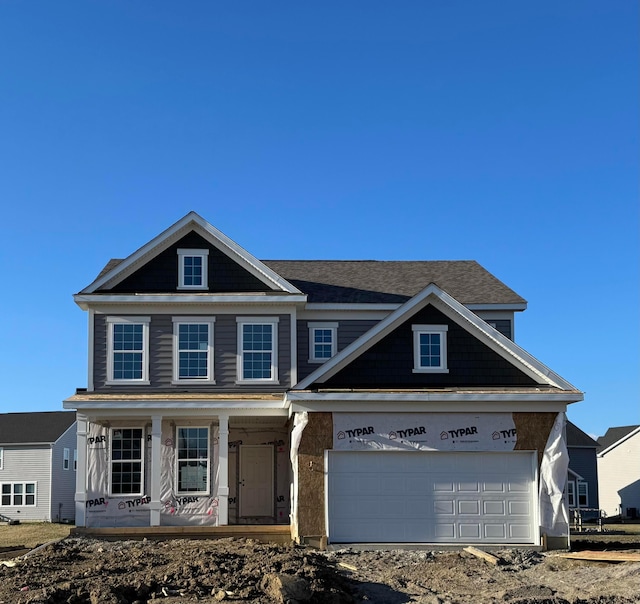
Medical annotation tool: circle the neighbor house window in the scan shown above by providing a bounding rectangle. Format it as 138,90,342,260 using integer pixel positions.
178,248,209,290
577,482,589,507
1,483,36,506
412,325,449,373
237,317,279,382
63,448,70,470
110,428,144,495
172,318,215,383
567,480,576,507
106,317,150,384
176,427,210,494
309,322,338,363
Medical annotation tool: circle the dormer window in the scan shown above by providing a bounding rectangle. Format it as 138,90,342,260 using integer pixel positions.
412,324,449,373
178,248,209,290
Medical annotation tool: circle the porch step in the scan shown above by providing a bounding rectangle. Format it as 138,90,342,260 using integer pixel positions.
71,525,292,545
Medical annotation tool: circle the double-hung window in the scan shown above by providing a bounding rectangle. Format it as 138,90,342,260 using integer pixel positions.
237,317,279,383
172,318,215,383
178,248,209,290
308,322,338,363
106,317,150,384
110,428,144,495
63,448,70,470
176,427,210,494
577,482,589,507
1,483,36,506
412,325,449,373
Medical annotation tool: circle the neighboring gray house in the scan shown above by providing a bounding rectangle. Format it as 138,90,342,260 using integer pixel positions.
566,421,599,512
597,425,640,519
0,411,77,523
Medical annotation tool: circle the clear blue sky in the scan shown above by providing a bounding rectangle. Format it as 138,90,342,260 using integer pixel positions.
0,1,637,438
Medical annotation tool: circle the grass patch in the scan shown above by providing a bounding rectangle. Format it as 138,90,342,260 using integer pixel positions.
0,522,73,549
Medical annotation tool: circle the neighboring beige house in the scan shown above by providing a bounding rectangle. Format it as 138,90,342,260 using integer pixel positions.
597,425,640,519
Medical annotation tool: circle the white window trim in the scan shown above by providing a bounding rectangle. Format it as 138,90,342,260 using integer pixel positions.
177,248,209,290
236,317,279,384
0,448,3,470
171,317,216,384
108,427,145,497
63,447,70,470
308,322,338,363
106,316,151,385
567,480,576,508
412,324,449,373
73,449,77,472
1,482,37,507
175,426,210,496
577,481,589,508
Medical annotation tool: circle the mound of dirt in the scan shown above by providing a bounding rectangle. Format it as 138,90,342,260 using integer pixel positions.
1,537,639,603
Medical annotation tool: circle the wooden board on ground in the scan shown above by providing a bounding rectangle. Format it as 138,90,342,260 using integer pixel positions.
557,551,640,562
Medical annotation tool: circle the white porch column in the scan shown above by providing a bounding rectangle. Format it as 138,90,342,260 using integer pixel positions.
74,414,88,527
150,414,163,526
217,414,229,525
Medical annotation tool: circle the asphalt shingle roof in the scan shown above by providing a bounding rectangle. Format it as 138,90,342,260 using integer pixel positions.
566,421,599,448
597,425,640,452
95,257,526,305
264,260,526,305
0,411,76,445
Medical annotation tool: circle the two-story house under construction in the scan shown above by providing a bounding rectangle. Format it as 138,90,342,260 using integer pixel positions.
64,211,582,547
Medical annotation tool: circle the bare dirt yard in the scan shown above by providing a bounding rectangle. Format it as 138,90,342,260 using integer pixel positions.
1,526,640,604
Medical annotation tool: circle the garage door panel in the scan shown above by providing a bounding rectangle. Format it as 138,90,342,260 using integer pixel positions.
328,451,537,544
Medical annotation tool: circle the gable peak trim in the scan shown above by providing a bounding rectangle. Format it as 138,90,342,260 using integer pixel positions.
79,211,302,295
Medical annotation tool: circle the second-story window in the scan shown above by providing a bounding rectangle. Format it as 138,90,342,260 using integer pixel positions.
237,317,279,383
412,324,449,373
309,322,338,363
172,318,215,383
106,317,150,384
178,248,209,290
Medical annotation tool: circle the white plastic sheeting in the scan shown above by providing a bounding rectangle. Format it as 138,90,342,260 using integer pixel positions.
85,423,151,527
539,412,570,538
160,423,220,526
332,412,517,452
289,412,308,539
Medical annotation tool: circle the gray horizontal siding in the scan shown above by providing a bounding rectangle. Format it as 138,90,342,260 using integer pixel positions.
297,319,379,381
94,313,291,392
0,446,52,521
51,424,78,522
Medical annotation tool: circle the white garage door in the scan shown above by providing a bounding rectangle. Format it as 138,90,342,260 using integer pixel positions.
327,450,538,544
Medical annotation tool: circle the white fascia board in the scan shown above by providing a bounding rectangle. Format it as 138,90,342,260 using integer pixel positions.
74,293,307,310
79,212,302,295
294,283,580,392
596,426,640,457
567,467,585,481
286,391,575,414
63,400,289,413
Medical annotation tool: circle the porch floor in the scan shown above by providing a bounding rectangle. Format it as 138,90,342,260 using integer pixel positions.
71,525,292,545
